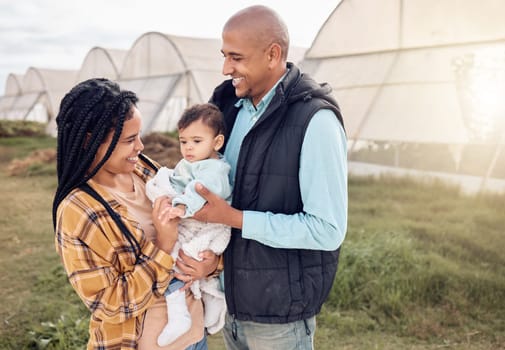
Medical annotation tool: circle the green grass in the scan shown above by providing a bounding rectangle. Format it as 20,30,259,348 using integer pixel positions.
0,136,56,163
1,137,504,349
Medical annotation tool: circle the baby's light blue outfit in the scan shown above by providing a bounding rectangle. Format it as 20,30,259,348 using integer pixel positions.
145,155,232,336
170,157,232,217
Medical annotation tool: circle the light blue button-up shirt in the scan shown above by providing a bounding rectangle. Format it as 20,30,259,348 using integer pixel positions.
224,75,348,251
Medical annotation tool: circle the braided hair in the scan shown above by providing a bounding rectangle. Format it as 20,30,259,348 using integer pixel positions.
52,78,138,228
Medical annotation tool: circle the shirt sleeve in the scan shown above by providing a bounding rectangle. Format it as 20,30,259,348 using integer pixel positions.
172,160,232,217
55,199,174,324
241,109,348,250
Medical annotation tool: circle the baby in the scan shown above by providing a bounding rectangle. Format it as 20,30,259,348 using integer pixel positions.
146,103,231,346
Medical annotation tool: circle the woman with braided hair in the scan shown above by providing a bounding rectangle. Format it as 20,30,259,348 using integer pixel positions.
53,78,218,350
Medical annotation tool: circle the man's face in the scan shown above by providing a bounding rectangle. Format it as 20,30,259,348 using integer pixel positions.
221,27,274,106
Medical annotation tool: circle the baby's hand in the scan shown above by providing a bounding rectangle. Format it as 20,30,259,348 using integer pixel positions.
168,205,186,219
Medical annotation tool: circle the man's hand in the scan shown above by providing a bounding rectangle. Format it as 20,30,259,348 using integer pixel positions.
193,183,243,229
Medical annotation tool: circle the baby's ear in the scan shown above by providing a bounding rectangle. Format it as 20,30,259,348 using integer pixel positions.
214,134,225,151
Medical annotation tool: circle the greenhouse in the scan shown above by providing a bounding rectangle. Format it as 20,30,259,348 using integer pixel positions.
0,74,23,120
117,32,225,134
76,46,128,84
1,29,306,137
301,0,505,193
0,68,77,133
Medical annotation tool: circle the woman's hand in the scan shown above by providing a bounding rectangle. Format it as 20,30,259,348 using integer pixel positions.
174,250,219,285
152,196,179,253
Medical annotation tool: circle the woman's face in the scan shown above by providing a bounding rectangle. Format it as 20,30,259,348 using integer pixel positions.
90,106,144,178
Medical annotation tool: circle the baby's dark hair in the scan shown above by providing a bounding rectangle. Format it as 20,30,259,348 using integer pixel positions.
52,78,138,228
177,103,225,136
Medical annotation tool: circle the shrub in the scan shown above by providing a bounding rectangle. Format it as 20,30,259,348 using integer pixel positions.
0,120,47,137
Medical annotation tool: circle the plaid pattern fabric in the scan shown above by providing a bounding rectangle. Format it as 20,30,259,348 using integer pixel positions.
55,156,175,349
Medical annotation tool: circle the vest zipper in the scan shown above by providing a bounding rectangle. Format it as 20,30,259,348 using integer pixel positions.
303,318,311,336
231,314,238,340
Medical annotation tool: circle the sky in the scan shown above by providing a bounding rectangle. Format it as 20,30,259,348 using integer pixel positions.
0,0,340,94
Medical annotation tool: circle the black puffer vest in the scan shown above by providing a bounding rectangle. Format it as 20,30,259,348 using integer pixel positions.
210,63,345,323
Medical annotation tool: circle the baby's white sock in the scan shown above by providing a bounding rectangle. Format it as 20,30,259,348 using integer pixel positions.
157,289,192,346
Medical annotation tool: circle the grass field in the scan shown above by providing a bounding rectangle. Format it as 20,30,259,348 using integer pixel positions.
1,137,504,349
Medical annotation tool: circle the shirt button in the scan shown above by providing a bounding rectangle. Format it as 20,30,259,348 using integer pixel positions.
129,303,135,310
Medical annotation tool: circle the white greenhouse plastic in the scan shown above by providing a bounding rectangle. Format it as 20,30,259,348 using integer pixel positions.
118,32,225,134
0,68,77,128
301,0,505,193
77,47,128,83
1,29,306,137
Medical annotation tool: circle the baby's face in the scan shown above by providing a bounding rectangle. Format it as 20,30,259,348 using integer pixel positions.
178,119,220,162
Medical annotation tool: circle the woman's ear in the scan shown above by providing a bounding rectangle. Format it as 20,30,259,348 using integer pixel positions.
83,133,91,149
214,134,225,151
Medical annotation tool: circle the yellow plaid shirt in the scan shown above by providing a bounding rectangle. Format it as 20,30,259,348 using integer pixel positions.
55,157,174,349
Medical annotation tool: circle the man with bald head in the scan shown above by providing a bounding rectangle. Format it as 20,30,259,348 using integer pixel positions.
193,5,348,349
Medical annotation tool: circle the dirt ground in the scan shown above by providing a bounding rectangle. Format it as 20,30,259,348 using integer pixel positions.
141,132,182,168
7,132,182,176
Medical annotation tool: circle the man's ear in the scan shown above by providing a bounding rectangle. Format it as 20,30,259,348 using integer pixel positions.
214,134,225,151
268,43,282,67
